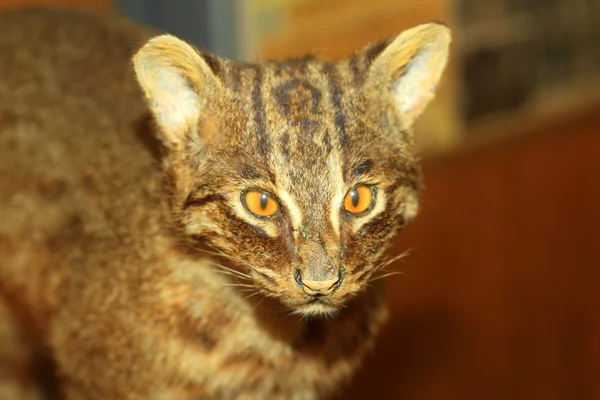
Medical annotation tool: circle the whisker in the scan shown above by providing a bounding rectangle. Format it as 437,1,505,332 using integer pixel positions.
182,240,270,287
252,295,267,311
210,268,249,278
369,271,407,283
209,267,252,281
199,248,256,269
374,248,412,273
205,243,258,268
224,283,256,289
355,135,384,158
207,262,252,279
242,291,261,301
183,241,257,270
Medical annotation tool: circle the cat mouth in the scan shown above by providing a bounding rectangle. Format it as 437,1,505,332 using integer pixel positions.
294,301,339,316
294,301,340,316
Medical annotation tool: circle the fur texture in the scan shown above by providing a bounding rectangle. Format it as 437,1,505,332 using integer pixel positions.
0,7,450,400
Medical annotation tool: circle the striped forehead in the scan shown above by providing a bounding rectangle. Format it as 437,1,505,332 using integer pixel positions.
227,61,348,147
223,59,352,205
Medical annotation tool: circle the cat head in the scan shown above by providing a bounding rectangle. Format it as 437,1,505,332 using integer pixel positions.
133,23,451,316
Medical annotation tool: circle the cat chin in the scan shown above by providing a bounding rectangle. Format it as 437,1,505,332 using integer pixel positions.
291,302,342,318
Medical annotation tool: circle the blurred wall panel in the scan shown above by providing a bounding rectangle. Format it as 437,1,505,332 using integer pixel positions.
118,0,241,59
257,0,449,60
0,0,111,10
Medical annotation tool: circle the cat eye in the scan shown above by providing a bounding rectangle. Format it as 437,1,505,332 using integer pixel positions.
242,190,280,218
344,185,374,215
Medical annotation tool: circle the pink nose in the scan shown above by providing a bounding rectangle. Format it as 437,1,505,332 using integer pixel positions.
300,278,340,296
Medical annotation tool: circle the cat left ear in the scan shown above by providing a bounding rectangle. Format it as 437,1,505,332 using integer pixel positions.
133,35,222,149
366,22,451,128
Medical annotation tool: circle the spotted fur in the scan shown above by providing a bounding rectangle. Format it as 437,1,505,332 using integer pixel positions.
0,7,450,400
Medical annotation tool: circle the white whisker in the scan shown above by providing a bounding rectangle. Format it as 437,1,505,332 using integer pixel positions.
207,262,252,279
373,248,412,273
224,283,256,289
242,291,261,301
369,271,407,283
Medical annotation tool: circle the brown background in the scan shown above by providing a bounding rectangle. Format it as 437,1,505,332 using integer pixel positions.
0,0,107,10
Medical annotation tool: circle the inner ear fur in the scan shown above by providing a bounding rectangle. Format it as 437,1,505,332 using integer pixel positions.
132,34,223,148
366,22,452,127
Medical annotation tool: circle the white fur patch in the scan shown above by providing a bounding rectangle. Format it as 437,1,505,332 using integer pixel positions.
393,50,436,115
151,66,201,134
402,188,420,222
277,188,303,230
328,154,345,237
294,302,340,317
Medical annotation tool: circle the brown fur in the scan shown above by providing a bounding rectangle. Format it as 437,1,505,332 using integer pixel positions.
0,7,450,399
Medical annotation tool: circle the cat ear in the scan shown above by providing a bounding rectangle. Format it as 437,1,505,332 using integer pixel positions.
366,22,451,128
132,35,222,148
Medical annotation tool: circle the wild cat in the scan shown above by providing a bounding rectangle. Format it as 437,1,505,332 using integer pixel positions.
0,7,450,400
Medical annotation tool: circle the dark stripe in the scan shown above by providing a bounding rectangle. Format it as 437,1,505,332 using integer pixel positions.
351,159,374,179
189,234,204,243
323,63,348,150
358,209,395,238
178,313,219,350
352,269,371,282
238,164,263,180
183,192,223,210
271,78,323,137
348,52,362,83
384,183,401,196
272,78,322,116
280,132,290,157
363,38,392,66
228,62,244,94
201,51,223,77
352,263,367,275
354,269,370,283
224,208,269,238
271,56,312,76
253,269,277,286
251,67,269,156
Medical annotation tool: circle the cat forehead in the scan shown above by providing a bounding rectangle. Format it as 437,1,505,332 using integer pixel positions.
216,58,376,169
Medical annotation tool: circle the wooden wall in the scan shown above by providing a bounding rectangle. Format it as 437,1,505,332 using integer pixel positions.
338,110,600,399
258,0,449,61
0,0,110,11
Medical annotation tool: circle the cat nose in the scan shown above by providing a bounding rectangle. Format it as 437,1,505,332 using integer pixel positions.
301,278,340,296
294,270,342,296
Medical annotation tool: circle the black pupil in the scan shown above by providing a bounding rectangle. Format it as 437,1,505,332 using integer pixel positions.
350,188,360,207
259,193,269,210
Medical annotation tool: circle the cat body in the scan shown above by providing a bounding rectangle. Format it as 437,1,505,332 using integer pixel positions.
0,7,450,400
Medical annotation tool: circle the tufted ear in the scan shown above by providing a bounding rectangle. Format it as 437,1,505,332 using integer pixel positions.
366,22,451,128
133,34,222,149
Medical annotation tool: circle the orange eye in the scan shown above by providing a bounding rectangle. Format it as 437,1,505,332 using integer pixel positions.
242,190,280,218
344,185,373,215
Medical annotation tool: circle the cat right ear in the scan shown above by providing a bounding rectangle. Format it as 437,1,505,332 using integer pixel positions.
133,35,222,149
363,22,451,129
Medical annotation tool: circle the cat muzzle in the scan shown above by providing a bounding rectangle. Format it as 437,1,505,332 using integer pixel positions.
294,269,343,297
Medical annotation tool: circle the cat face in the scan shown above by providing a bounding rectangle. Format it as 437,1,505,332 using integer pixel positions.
133,23,451,316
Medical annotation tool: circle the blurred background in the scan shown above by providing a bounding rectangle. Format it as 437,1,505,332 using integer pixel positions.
3,0,600,399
